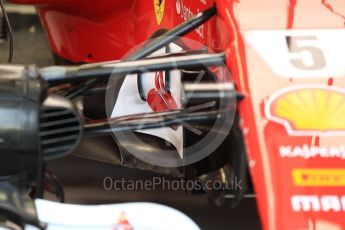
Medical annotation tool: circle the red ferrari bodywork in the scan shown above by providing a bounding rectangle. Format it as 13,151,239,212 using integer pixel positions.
10,0,345,229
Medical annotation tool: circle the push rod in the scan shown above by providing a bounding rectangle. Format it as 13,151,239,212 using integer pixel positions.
63,6,217,98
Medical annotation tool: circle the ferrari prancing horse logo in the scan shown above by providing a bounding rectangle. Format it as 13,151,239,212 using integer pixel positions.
154,0,166,25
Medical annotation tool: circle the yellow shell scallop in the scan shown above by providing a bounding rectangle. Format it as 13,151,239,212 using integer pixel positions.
268,87,345,133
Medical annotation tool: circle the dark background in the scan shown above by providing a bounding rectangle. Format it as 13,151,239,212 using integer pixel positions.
0,5,262,230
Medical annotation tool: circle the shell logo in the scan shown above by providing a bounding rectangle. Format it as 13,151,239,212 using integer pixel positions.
265,85,345,136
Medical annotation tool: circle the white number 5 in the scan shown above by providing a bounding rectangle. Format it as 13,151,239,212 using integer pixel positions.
286,36,326,70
